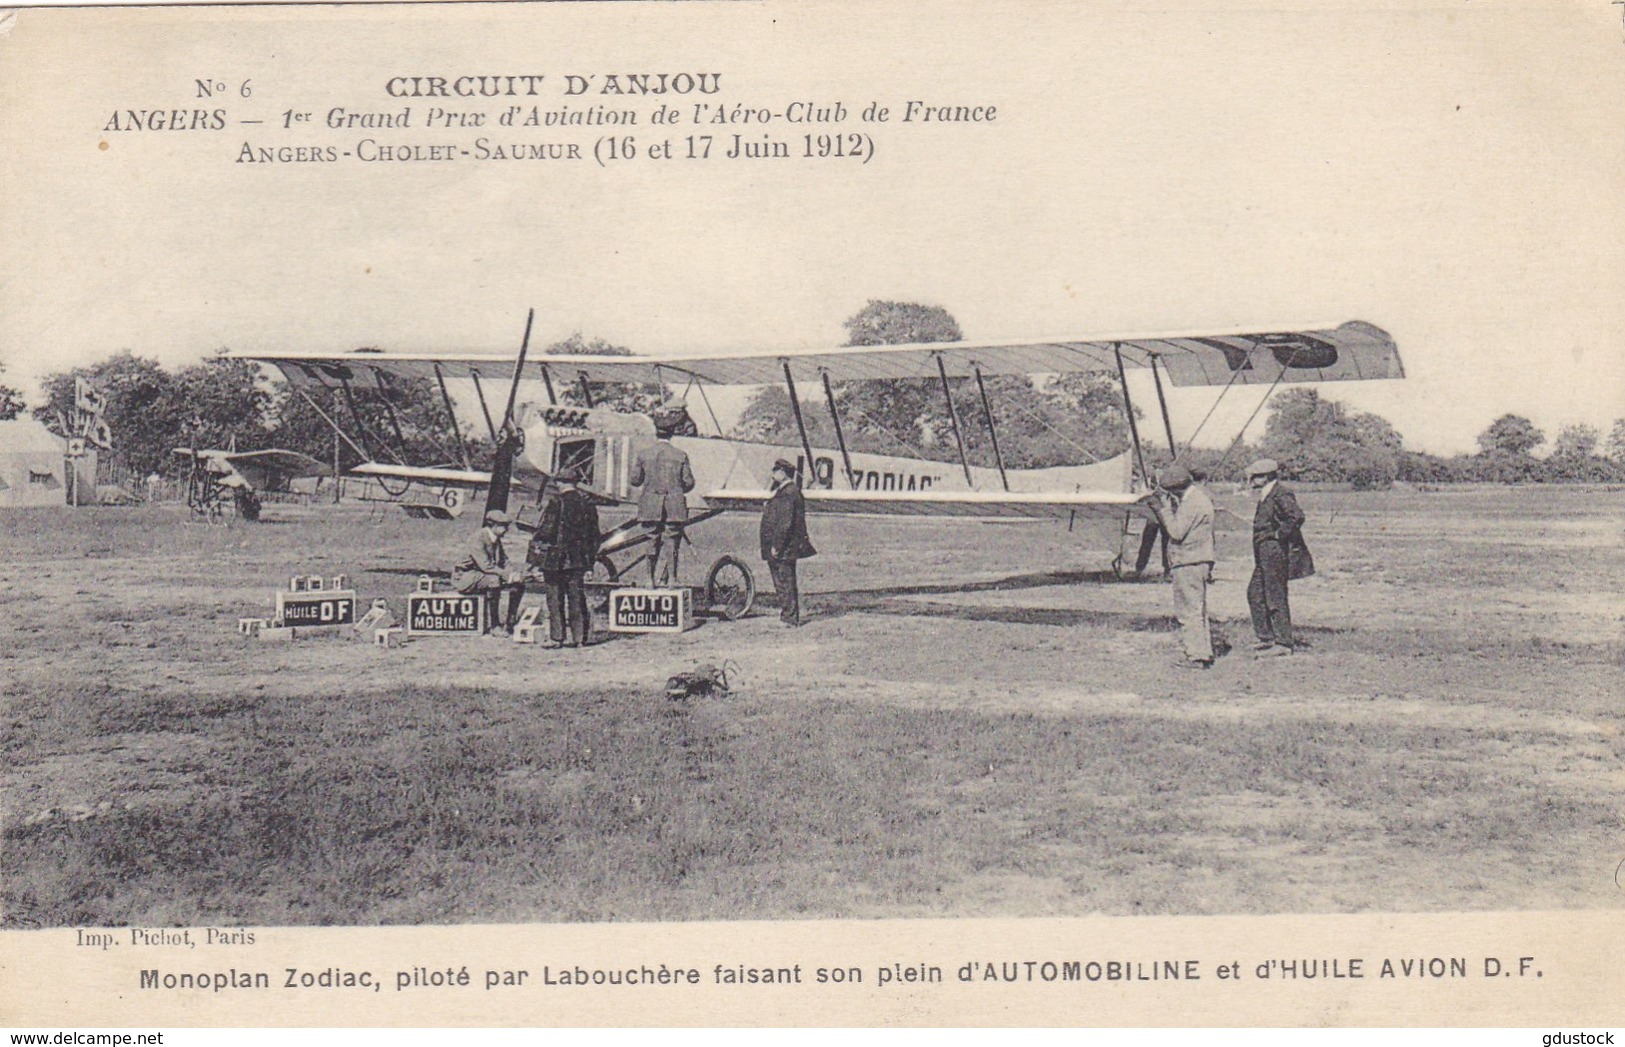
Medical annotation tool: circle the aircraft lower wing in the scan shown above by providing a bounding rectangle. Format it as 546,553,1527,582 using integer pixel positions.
345,461,624,510
349,462,492,486
344,462,494,519
703,488,1155,522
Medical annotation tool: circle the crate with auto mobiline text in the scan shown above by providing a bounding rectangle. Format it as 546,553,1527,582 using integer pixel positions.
405,591,486,636
607,588,693,633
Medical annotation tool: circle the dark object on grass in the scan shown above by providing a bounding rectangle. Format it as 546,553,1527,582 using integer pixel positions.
665,661,737,701
234,486,261,522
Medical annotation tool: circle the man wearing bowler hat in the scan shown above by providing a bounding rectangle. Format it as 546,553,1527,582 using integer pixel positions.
452,509,527,636
1151,463,1216,669
759,458,817,626
1244,458,1313,657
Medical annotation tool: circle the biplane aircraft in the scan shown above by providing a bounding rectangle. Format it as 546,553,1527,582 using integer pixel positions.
234,315,1402,599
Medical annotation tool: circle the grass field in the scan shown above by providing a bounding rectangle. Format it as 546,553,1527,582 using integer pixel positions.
2,486,1621,926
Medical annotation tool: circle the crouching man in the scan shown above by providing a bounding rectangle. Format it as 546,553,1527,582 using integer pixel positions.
1151,464,1216,669
452,509,526,636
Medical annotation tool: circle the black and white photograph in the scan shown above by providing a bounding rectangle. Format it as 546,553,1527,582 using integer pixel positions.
0,0,1621,1029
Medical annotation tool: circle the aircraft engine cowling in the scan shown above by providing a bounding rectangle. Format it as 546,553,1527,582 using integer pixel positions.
515,420,555,480
513,405,655,503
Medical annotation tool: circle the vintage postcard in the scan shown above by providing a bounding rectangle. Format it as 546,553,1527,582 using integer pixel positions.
0,0,1621,1029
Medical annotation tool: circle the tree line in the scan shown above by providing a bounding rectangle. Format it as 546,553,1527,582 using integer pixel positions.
732,301,1625,488
3,302,1621,488
731,301,1134,471
1158,392,1625,488
0,337,661,481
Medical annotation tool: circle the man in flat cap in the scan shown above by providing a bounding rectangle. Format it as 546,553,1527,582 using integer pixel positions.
1151,463,1216,668
1244,458,1313,657
630,404,696,586
533,465,602,648
759,458,817,626
452,508,527,635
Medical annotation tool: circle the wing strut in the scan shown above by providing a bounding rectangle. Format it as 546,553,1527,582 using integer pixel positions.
372,371,413,462
293,386,372,464
935,354,975,488
539,363,557,406
1115,345,1163,574
1150,355,1178,460
499,308,534,431
483,308,535,517
972,365,1010,492
780,361,821,488
576,372,596,408
819,369,856,489
338,375,404,465
1215,366,1290,473
432,363,474,471
468,369,500,444
693,379,725,437
1113,344,1150,489
1139,355,1177,575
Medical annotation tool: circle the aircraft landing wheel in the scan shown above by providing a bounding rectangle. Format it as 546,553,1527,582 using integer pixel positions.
587,554,620,612
704,555,755,621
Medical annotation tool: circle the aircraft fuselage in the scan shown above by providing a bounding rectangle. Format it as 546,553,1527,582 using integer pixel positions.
510,402,1133,506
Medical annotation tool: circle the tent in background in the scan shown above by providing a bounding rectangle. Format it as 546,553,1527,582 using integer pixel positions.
0,420,67,508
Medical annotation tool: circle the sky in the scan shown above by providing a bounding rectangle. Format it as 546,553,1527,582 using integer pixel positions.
1,0,1622,454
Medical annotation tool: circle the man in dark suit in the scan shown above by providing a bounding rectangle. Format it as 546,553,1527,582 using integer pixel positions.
1244,458,1314,657
531,466,602,648
759,458,816,626
629,405,695,586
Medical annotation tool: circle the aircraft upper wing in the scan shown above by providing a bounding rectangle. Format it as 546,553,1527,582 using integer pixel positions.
173,447,330,479
234,320,1401,390
222,449,330,479
702,487,1155,522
